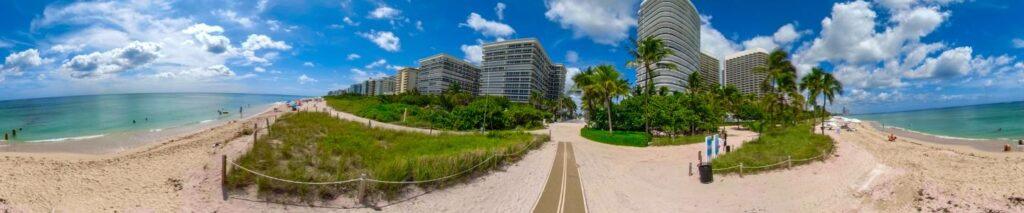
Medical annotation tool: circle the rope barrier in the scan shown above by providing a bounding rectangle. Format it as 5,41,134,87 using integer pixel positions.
231,162,363,185
711,148,835,172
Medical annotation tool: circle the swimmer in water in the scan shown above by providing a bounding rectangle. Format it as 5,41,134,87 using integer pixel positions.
133,120,136,124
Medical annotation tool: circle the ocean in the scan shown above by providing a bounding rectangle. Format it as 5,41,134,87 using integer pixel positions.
0,93,303,143
851,101,1024,141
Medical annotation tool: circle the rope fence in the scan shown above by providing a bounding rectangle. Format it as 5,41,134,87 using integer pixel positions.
710,147,836,176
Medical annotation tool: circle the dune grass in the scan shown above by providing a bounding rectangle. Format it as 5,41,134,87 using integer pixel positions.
580,128,651,147
711,123,834,174
225,112,549,203
650,134,706,146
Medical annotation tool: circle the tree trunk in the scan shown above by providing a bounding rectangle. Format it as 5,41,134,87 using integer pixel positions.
643,63,654,135
605,99,614,134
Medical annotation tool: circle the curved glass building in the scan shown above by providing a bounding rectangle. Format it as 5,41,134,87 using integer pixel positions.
636,0,701,92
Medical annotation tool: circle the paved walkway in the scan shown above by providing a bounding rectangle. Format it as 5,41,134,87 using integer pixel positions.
533,142,587,213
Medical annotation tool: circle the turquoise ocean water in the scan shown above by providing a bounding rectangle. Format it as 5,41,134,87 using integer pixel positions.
0,93,303,143
851,101,1024,140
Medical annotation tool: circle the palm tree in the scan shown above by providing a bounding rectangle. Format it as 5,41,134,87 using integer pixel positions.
820,71,843,126
588,65,630,134
800,67,825,128
687,71,703,93
754,49,799,125
628,37,676,134
572,68,597,124
556,96,577,120
529,91,545,110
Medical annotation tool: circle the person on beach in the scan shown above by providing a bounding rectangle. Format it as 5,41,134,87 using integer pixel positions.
888,133,897,142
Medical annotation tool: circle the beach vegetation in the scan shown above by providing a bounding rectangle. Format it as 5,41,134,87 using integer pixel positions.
225,112,549,203
711,123,835,174
324,92,554,131
580,127,650,147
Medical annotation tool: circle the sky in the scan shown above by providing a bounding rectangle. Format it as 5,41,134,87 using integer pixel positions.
1,0,1023,114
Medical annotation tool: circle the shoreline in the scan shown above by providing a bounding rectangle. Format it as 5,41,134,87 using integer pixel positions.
0,103,279,156
863,121,1017,152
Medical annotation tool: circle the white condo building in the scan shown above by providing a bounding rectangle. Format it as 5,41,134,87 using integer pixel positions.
636,0,702,92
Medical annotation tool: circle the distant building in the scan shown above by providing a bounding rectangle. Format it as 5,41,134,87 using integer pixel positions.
480,38,566,102
396,67,419,94
636,0,701,93
698,52,720,88
416,54,481,95
724,48,769,96
377,76,396,95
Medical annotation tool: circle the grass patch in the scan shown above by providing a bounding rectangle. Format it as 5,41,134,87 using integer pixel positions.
226,112,549,203
711,123,834,174
324,95,549,131
650,134,706,146
580,128,650,147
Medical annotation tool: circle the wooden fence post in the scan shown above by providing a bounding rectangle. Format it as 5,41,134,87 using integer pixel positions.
221,155,227,200
689,162,693,176
739,163,744,178
358,173,368,206
787,156,792,169
265,118,270,133
253,123,258,142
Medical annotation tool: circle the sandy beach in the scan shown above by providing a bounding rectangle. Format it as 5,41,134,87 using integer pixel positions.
867,121,1020,152
3,102,1024,212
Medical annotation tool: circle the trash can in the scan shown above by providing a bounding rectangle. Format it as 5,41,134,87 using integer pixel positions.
698,162,713,184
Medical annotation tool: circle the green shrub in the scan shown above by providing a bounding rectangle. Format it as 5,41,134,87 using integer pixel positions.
580,127,650,147
711,123,834,174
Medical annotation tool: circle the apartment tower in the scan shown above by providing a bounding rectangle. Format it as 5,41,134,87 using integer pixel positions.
698,52,721,88
636,0,701,92
724,48,769,96
395,67,419,94
480,38,566,102
416,54,482,95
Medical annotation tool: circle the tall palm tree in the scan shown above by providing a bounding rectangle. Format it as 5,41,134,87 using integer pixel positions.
687,71,703,93
800,67,826,126
556,96,577,120
572,68,598,123
588,65,630,134
628,37,676,134
820,71,844,124
754,49,799,125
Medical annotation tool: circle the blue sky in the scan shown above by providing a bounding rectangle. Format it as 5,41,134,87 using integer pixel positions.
1,0,1022,114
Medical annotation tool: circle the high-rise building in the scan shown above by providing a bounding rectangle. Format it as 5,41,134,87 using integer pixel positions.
636,0,701,92
396,67,419,94
416,54,481,95
725,48,769,96
698,52,720,88
480,38,566,102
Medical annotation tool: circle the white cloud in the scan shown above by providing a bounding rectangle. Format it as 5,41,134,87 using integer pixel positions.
416,21,424,31
240,34,291,64
182,23,231,54
461,44,484,65
358,31,400,52
773,24,803,44
214,10,254,28
799,1,948,65
347,53,361,60
2,49,45,78
495,3,507,20
343,17,359,26
544,0,636,46
462,13,515,38
566,51,579,63
0,40,11,49
154,64,236,80
368,5,401,19
365,59,387,69
349,68,387,83
563,67,582,93
699,15,742,59
50,44,85,53
386,65,405,71
254,67,266,73
1013,38,1024,49
298,74,317,84
61,41,162,78
303,62,314,67
256,0,270,12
